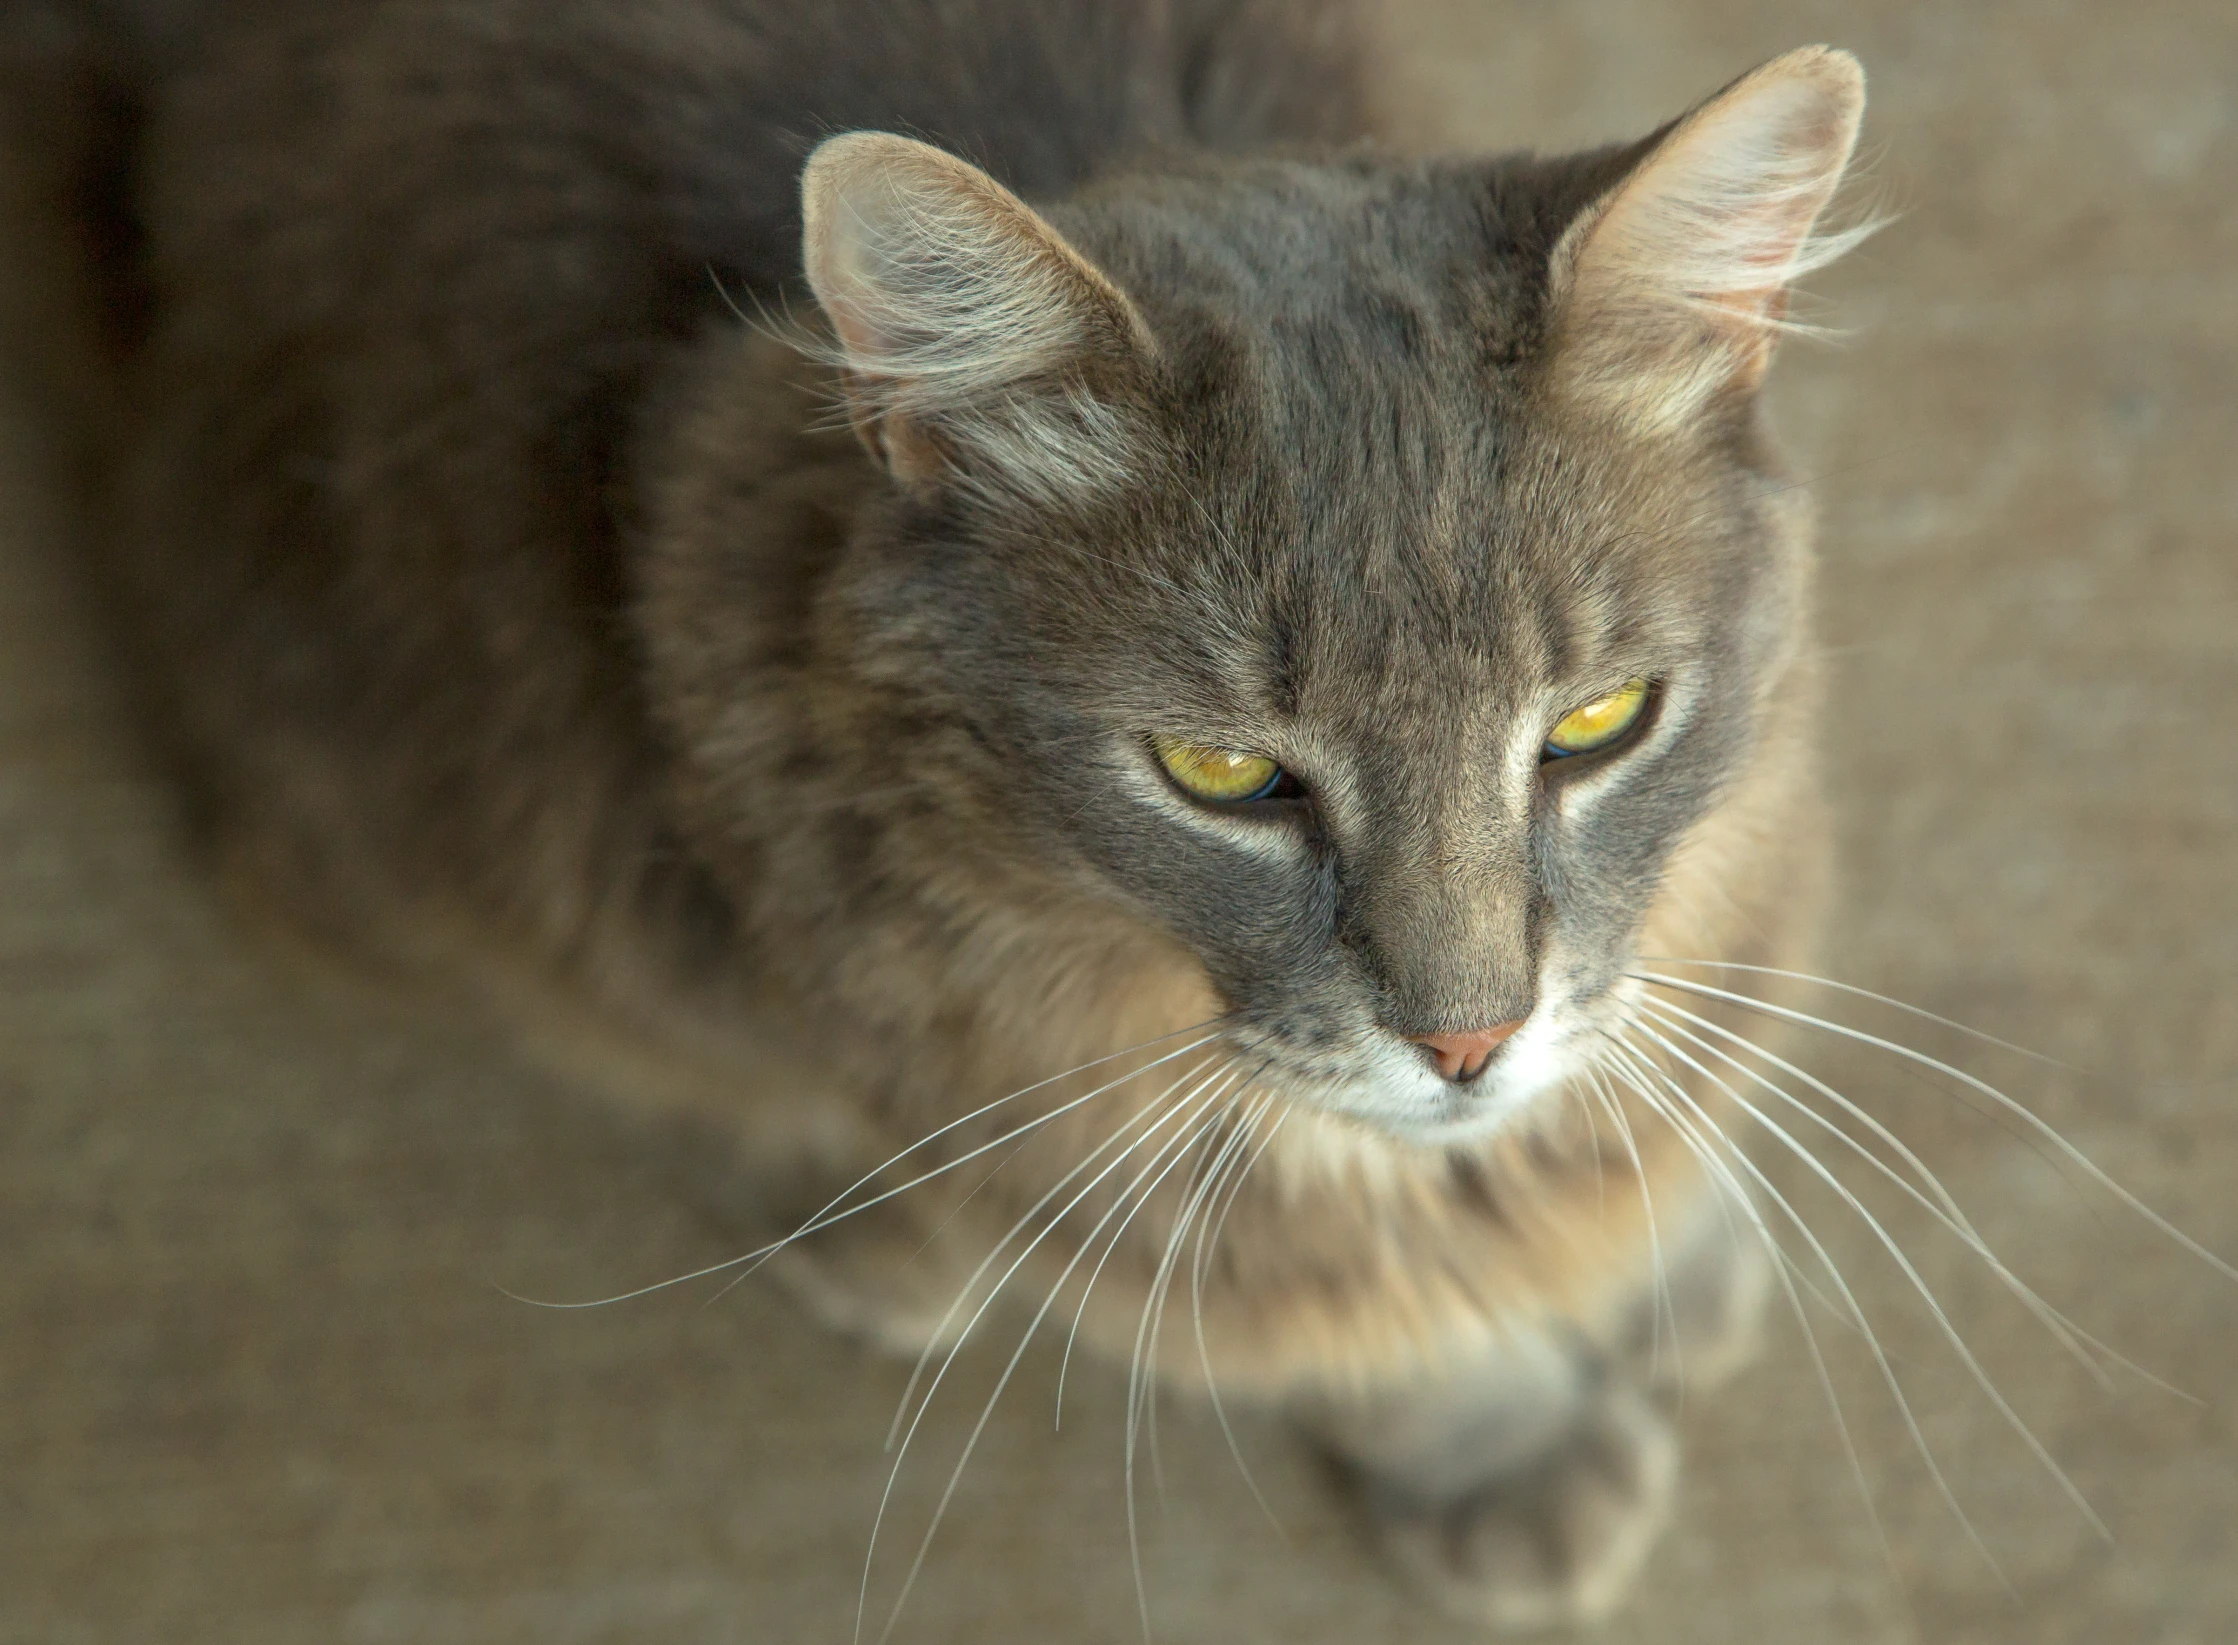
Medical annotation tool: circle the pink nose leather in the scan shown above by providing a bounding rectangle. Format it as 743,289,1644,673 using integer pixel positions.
1407,1021,1525,1082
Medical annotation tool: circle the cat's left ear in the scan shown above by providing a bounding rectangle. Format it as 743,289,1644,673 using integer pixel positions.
1545,46,1869,432
800,132,1154,499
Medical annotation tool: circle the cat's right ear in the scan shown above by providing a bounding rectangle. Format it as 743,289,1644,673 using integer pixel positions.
800,132,1154,500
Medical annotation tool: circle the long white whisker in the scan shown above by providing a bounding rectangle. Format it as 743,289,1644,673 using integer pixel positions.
898,1131,1041,1269
1636,958,2067,1068
860,1062,1240,1645
1140,1073,1270,1498
1155,1090,1264,1499
870,1070,1247,1645
762,1029,1234,1325
1141,1071,1279,1489
1190,1093,1292,1539
1634,973,2238,1283
886,1051,1233,1448
1638,994,2179,1399
1592,1047,1903,1353
1578,1058,1678,1388
1569,1077,1611,1222
1136,1066,1281,1512
1609,1033,2014,1578
1593,1034,1896,1575
1629,1010,2108,1543
1054,1069,1248,1426
501,1023,1230,1311
1138,1082,1246,1503
1640,997,1995,1251
1126,1071,1257,1641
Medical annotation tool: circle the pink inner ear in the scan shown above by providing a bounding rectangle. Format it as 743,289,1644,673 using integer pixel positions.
799,132,1132,411
796,131,1149,495
1708,178,1836,325
1551,49,1867,418
1608,73,1861,315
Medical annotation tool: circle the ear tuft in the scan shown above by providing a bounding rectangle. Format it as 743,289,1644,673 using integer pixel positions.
1549,46,1873,430
799,132,1149,499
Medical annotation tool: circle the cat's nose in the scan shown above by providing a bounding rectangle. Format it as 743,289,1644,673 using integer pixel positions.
1406,1022,1525,1083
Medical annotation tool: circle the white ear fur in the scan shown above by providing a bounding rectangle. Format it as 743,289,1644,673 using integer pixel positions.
799,132,1147,498
1549,46,1871,431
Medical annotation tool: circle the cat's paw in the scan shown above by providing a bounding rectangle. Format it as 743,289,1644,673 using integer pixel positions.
761,1236,966,1360
682,1180,962,1361
1620,1208,1772,1401
1354,1382,1677,1631
670,1137,974,1360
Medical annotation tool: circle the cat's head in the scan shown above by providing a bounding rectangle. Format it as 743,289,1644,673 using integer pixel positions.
792,48,1867,1144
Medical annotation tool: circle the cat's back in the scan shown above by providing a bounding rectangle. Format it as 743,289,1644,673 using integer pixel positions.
75,0,1377,957
143,0,1374,344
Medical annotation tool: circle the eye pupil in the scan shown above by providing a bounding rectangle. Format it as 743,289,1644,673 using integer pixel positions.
1544,677,1653,760
1152,737,1287,804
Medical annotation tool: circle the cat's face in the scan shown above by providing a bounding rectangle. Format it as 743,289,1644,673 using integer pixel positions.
800,52,1861,1143
839,296,1805,1144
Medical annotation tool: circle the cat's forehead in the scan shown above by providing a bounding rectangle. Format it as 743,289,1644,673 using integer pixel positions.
1059,155,1565,313
1126,384,1708,718
1029,159,1749,725
1074,453,1690,763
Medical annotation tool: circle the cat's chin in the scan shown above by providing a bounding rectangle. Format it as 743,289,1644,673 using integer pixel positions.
1370,1103,1544,1150
1370,1070,1574,1150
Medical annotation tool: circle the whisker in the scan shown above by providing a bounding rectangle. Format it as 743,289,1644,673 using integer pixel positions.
712,1025,1237,1320
1592,1042,1890,1349
1602,1042,1915,1584
861,1061,1242,1645
1631,1007,2109,1543
1611,1034,2032,1575
900,1131,1041,1269
1126,1070,1259,1640
1635,957,2066,1069
885,1050,1233,1448
1638,994,2180,1400
1578,1057,1679,1390
1053,1069,1250,1426
1638,998,2204,1561
1189,1092,1293,1540
498,1022,1231,1313
1633,973,2238,1283
1138,1085,1242,1500
877,1084,1249,1643
1638,997,1989,1246
1136,1065,1280,1508
1569,1077,1612,1222
1144,1087,1260,1502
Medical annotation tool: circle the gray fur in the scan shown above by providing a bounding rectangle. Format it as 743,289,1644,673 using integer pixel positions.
14,0,1862,1625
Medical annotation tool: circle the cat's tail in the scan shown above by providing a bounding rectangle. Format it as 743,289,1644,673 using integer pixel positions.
0,1,203,475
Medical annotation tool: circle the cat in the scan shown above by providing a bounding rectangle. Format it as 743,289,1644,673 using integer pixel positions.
9,0,1870,1627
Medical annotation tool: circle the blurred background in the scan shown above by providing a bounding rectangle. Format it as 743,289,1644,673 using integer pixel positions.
2,1,2233,1640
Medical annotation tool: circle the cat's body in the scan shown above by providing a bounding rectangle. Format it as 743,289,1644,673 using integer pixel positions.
11,0,1863,1625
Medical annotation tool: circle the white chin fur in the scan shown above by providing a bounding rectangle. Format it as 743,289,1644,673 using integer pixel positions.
1284,1007,1586,1149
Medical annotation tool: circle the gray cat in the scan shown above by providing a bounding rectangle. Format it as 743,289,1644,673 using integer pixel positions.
8,0,1867,1626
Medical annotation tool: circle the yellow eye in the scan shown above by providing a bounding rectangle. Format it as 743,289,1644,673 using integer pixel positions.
1152,737,1285,803
1545,678,1652,759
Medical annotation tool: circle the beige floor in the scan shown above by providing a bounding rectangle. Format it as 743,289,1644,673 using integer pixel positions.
4,1,2236,1640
